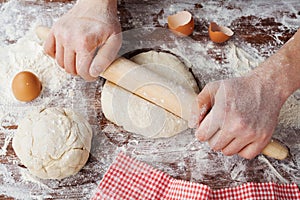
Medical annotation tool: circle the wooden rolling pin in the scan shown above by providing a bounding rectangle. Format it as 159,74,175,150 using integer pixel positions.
35,26,289,160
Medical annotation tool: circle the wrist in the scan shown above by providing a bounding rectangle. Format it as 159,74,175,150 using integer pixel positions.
248,29,300,105
249,58,298,107
248,68,288,107
76,0,118,16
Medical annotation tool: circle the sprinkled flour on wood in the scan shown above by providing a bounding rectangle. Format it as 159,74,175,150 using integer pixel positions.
1,0,299,199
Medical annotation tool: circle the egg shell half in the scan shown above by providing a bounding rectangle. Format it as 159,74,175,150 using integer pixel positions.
168,11,194,36
209,22,234,43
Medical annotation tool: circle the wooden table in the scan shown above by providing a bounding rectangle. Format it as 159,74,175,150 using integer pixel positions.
1,0,299,199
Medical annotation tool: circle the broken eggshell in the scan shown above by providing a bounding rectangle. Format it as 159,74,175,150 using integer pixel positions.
168,11,194,36
209,22,234,43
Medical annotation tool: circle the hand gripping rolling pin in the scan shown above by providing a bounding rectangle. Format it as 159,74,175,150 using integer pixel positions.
35,26,288,160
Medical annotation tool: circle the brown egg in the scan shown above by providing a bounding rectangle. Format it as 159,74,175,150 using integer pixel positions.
168,11,194,36
12,71,42,102
209,22,234,43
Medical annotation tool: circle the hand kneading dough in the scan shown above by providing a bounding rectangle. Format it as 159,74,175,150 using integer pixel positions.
101,51,199,138
12,107,92,179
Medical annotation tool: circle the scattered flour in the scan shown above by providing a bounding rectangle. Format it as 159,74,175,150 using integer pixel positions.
226,43,263,76
0,1,98,198
19,167,54,191
0,0,299,199
0,29,72,106
279,93,300,129
258,155,289,184
0,133,13,156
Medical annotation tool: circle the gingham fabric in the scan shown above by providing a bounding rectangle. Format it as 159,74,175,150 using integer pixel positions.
93,152,300,200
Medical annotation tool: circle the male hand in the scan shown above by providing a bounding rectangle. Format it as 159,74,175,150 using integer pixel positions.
44,0,121,81
195,75,284,159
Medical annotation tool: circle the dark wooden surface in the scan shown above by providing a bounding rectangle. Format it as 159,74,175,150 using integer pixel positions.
0,0,299,199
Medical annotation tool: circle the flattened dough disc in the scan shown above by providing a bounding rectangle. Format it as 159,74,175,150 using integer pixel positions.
101,50,199,138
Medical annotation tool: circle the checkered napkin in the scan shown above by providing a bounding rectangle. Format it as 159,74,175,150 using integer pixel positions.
92,152,300,200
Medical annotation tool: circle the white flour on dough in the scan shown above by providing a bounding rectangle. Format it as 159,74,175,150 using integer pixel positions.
0,25,97,197
12,107,92,180
101,51,199,138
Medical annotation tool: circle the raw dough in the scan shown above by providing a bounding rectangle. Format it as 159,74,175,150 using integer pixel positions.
101,51,199,138
12,107,92,179
131,51,199,93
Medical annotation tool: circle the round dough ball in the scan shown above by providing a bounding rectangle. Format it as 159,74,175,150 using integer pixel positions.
12,107,92,179
101,50,199,138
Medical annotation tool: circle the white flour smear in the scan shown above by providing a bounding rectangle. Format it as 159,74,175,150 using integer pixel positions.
0,0,299,199
0,0,100,199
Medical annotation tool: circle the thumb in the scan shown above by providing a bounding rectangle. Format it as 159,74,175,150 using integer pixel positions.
189,81,219,128
89,33,122,77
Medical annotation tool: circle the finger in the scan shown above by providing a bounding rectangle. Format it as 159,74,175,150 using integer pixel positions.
208,129,234,151
55,44,64,68
190,82,220,127
44,31,56,58
238,139,270,159
64,49,77,75
195,107,220,142
76,51,97,81
89,33,122,77
222,138,251,157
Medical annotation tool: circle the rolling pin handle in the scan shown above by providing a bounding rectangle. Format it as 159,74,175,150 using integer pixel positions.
35,26,51,41
262,140,289,160
35,26,289,161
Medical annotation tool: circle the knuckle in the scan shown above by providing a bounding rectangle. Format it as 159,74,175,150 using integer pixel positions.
239,151,257,160
209,139,222,151
222,149,234,156
211,144,221,151
63,36,73,47
64,66,75,75
227,125,240,134
76,65,87,77
260,132,271,142
53,31,64,42
81,37,90,49
196,132,208,142
76,65,94,81
80,35,98,52
196,134,207,142
229,118,247,133
64,66,71,73
56,58,64,68
113,33,123,44
44,48,54,58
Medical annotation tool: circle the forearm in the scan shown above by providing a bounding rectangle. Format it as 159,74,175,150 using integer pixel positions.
250,28,300,104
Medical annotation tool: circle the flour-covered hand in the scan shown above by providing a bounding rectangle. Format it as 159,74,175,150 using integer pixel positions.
194,28,300,159
44,0,121,81
194,74,285,159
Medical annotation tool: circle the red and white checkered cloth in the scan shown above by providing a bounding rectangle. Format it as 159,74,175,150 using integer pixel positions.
93,152,300,200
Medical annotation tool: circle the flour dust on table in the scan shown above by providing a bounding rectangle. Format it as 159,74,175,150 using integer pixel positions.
1,0,300,198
